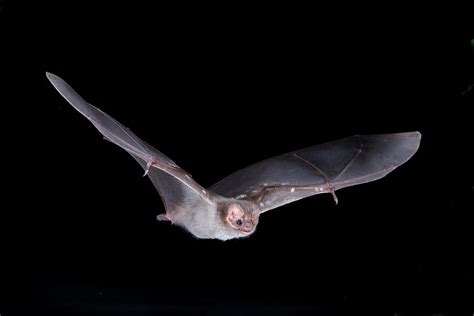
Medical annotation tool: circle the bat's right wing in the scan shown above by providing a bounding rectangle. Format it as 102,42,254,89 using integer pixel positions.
46,72,216,213
210,132,421,213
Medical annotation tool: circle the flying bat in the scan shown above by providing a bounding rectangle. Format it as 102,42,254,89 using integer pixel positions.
46,72,421,240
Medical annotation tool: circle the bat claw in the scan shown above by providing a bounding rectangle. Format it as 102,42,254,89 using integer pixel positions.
143,159,155,176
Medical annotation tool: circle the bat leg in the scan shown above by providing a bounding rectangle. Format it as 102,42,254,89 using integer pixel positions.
156,214,171,221
331,189,339,205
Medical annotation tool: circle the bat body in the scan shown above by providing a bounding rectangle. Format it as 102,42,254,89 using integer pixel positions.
47,73,421,240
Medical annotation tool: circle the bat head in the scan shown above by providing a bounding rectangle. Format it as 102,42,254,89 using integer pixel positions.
225,202,259,236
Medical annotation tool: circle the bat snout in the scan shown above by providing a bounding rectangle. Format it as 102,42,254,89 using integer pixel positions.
241,222,253,232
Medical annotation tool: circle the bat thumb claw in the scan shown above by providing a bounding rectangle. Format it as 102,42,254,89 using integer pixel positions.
143,159,154,176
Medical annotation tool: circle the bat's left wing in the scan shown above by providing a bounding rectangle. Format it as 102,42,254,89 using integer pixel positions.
209,132,421,213
46,72,216,213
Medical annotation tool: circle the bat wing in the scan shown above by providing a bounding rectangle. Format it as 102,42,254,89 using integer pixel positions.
130,156,215,217
209,132,421,213
46,72,216,214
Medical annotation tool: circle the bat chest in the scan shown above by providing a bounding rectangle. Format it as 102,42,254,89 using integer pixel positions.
169,204,223,239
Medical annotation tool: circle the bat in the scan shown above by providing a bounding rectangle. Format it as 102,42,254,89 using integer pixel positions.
46,72,421,240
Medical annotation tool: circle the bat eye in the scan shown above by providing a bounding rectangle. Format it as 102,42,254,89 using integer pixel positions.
236,219,243,226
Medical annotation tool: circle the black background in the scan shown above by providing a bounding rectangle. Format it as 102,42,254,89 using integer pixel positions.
1,1,473,315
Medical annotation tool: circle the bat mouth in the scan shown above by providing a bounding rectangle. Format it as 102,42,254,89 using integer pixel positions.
239,223,253,233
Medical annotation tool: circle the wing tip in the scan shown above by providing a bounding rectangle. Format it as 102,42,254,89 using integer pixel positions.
45,71,57,81
45,72,64,88
388,131,421,171
404,130,422,152
413,131,422,145
404,130,422,140
387,131,421,140
387,131,421,164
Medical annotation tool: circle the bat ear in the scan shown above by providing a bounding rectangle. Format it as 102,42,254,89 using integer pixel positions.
227,204,244,221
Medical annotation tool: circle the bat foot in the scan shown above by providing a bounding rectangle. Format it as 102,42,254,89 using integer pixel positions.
331,189,339,205
156,214,170,221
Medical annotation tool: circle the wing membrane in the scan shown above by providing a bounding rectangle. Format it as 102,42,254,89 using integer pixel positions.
47,72,214,211
210,132,421,212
